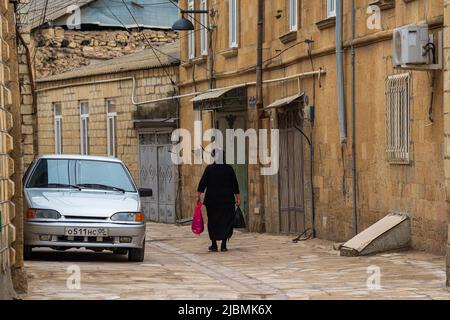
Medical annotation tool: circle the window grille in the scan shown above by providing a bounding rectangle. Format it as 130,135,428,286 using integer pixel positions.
385,73,411,164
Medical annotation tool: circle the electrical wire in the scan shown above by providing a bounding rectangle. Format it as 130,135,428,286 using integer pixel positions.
167,0,209,30
108,0,211,74
32,0,49,63
121,0,177,85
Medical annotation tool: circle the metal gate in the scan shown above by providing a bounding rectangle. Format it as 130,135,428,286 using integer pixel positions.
278,109,305,234
139,133,176,223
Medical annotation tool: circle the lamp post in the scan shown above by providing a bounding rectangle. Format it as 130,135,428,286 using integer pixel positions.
172,9,215,90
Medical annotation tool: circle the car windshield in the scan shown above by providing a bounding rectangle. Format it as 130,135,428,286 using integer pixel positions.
27,159,136,193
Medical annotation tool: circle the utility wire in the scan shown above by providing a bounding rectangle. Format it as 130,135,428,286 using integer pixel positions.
32,0,49,63
121,0,177,85
108,1,211,74
168,0,209,30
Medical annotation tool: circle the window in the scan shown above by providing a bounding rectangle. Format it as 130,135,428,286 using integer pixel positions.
327,0,336,18
80,101,89,155
53,103,62,155
385,73,411,164
229,0,238,48
27,159,136,193
289,0,298,31
188,0,195,59
200,0,208,55
106,99,117,158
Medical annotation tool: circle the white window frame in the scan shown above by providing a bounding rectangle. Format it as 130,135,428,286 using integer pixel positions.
53,102,62,155
188,0,195,59
385,73,411,164
80,101,89,156
289,0,298,32
229,0,238,48
327,0,336,18
106,99,117,158
200,0,208,56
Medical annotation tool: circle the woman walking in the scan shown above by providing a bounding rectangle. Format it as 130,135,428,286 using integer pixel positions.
197,149,240,252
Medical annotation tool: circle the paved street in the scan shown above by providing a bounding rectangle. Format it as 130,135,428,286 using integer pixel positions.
22,223,450,300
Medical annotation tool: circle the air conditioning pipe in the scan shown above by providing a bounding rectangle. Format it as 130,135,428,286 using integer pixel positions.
336,0,347,144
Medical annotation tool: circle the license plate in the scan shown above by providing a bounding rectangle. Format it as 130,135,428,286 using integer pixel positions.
64,227,109,237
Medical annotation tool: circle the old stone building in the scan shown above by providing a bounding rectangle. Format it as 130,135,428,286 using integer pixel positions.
19,0,180,173
27,0,179,78
1,0,28,299
176,0,450,266
35,43,181,223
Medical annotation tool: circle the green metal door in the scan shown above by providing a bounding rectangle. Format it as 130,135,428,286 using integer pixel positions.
217,113,249,225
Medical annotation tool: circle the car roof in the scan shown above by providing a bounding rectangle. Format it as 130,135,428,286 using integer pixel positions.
37,154,124,163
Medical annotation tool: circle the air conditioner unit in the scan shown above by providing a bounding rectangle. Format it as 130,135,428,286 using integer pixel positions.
393,24,429,66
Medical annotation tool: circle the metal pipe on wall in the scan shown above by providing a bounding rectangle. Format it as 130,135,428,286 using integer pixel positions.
350,0,358,236
336,0,347,144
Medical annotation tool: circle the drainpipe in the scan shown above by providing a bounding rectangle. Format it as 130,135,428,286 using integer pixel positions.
255,0,265,232
350,0,358,236
336,0,347,144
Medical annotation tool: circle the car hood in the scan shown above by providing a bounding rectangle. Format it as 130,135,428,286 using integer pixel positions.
25,189,140,218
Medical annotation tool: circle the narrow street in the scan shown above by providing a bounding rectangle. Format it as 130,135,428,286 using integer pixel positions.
22,223,450,300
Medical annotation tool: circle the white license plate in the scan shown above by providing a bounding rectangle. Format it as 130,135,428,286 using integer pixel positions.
64,227,109,237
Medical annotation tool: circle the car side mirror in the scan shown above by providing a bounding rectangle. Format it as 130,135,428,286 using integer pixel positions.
138,188,153,197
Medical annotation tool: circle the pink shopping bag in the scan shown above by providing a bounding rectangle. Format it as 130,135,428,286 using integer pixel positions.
191,201,205,235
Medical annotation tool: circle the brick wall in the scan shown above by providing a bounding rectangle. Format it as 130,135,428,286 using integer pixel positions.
0,0,18,299
36,66,178,183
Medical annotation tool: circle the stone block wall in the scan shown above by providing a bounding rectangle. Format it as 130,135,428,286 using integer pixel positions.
36,66,178,183
33,27,178,79
0,0,17,299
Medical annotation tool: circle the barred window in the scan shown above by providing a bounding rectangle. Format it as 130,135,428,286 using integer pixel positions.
385,73,411,164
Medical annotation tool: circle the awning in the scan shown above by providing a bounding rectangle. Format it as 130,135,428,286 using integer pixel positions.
265,92,304,109
133,118,178,129
191,85,246,102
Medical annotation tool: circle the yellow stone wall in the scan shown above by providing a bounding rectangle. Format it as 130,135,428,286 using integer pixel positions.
36,66,179,183
178,0,448,254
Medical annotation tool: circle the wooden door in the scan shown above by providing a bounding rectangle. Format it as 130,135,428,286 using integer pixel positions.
278,110,305,234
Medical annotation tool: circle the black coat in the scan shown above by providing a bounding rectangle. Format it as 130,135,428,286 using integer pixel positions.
197,164,240,241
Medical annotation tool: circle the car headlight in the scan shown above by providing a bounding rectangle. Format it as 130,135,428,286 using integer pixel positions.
26,209,61,220
111,212,145,222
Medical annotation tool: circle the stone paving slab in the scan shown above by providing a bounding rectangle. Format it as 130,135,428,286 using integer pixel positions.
22,223,450,300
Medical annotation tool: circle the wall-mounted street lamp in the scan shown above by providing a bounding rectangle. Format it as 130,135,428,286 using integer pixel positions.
172,9,210,31
172,9,215,89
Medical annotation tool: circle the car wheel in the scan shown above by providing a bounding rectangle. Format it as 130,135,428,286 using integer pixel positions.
24,246,33,260
128,242,145,262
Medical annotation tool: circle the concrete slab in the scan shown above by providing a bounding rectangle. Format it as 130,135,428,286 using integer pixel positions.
340,213,411,257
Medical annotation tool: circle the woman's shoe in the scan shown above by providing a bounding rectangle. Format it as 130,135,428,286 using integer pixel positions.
221,247,228,252
209,246,218,252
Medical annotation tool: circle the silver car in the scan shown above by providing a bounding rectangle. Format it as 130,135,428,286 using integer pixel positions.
23,155,152,262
